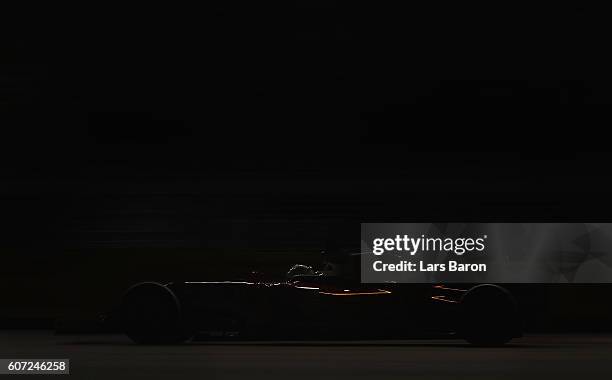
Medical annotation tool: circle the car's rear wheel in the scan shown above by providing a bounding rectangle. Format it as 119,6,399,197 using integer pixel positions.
120,282,193,344
459,284,520,346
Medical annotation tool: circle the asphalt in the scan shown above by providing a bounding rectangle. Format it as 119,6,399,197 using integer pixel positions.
0,331,611,379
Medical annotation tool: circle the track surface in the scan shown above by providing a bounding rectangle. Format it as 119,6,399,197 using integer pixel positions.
0,332,611,379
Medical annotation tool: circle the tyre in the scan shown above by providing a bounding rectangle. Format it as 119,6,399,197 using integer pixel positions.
459,284,520,346
120,282,193,344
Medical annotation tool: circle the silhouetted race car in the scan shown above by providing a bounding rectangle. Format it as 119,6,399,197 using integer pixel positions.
119,261,522,346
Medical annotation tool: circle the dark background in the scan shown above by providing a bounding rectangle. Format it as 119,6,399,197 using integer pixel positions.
2,3,612,328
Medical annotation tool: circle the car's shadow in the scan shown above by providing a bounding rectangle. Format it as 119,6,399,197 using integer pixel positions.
58,338,555,349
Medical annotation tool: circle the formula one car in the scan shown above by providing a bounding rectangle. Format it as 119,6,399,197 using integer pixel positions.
118,258,522,346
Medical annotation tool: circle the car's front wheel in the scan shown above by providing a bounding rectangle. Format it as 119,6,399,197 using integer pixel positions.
120,282,194,344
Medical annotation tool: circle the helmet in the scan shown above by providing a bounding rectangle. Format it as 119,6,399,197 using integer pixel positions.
286,264,316,279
